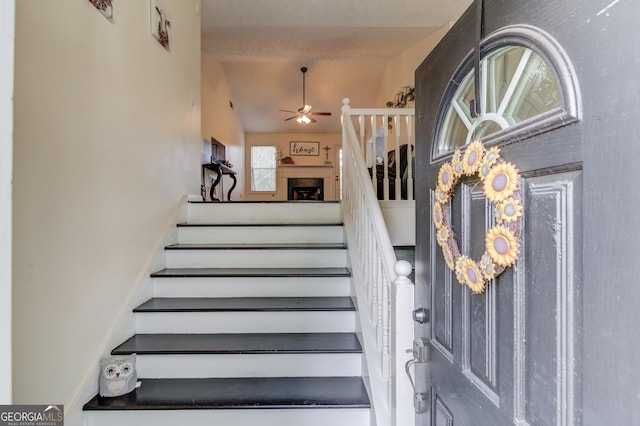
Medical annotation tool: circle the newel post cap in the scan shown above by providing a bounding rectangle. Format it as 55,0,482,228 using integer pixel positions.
394,260,413,285
341,98,351,114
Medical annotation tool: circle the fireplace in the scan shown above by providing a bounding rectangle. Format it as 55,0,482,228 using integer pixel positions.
287,178,324,201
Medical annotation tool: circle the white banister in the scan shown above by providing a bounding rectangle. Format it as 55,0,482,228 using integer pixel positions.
341,98,415,426
345,104,415,201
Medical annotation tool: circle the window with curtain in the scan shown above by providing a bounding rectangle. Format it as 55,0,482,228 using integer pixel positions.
250,146,276,192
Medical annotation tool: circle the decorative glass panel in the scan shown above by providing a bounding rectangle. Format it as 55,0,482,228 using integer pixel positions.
435,45,563,157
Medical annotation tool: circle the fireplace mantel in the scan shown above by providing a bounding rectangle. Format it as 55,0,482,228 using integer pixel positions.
277,164,336,200
278,165,333,169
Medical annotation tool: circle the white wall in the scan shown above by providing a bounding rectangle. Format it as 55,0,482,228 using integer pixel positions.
244,132,341,201
0,0,15,405
366,25,453,246
201,53,246,199
374,24,452,107
12,0,201,415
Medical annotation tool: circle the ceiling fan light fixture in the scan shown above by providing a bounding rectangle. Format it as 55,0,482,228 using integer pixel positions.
297,114,311,124
280,66,332,125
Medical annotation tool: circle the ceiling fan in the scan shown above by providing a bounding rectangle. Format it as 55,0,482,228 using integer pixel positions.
280,67,332,124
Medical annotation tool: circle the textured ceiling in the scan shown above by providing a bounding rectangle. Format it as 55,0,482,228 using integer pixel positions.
201,0,473,133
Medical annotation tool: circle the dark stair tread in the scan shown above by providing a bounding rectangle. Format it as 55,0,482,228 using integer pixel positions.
134,297,355,312
393,246,415,267
177,222,343,227
83,377,370,410
112,333,362,355
188,200,340,204
164,242,346,250
150,267,352,278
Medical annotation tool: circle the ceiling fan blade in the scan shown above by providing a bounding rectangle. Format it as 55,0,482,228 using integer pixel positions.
310,112,332,116
284,115,297,121
279,109,298,113
309,115,317,123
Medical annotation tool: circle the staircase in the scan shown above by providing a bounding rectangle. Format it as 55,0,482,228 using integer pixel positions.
83,201,371,426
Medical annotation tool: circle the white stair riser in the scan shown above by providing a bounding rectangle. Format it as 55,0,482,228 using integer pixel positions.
152,276,351,298
136,311,356,333
178,226,344,244
86,408,370,426
187,202,341,224
165,249,347,268
137,353,362,378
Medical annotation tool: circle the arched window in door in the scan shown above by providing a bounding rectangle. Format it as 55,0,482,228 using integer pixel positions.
433,25,581,159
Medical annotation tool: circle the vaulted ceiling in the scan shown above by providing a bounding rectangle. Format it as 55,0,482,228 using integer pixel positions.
201,0,472,133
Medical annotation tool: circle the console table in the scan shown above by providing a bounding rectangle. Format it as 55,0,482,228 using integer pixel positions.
201,163,237,202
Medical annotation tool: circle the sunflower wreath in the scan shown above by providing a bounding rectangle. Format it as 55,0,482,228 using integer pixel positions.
433,140,523,294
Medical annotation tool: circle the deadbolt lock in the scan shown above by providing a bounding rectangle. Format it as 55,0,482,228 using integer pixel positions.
412,307,430,324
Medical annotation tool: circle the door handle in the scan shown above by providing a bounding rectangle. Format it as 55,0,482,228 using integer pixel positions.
405,358,427,414
405,338,429,414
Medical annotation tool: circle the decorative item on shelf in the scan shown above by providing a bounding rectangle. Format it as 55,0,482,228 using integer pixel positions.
386,86,415,109
385,86,414,130
323,145,332,164
88,0,114,22
282,156,294,165
433,140,523,295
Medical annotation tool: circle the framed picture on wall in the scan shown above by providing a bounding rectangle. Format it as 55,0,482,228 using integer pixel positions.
290,141,320,156
211,137,226,162
150,0,171,51
87,0,115,23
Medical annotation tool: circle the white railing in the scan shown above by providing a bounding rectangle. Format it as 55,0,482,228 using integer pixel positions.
341,98,415,426
344,100,415,201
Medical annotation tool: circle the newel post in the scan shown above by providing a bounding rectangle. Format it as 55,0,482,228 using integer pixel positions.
341,97,351,115
391,260,415,426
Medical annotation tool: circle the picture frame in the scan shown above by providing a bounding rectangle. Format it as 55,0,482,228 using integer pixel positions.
88,0,115,23
150,0,171,51
290,141,320,156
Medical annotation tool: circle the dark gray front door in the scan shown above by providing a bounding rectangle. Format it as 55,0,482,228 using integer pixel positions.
415,1,640,424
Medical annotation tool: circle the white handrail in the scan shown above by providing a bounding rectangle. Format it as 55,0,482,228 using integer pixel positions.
341,98,415,426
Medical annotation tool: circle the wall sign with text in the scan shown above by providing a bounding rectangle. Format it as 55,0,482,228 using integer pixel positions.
290,141,320,156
